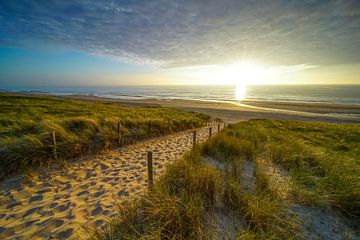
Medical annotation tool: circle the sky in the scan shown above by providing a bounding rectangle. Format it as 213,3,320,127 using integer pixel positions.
0,0,359,86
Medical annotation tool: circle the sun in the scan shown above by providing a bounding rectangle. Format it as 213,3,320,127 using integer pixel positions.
222,62,263,100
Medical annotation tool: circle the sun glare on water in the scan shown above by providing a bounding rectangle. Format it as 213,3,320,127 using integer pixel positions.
222,62,264,100
235,83,246,100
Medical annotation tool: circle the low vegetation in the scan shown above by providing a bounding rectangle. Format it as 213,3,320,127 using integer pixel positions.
0,93,209,178
94,119,360,239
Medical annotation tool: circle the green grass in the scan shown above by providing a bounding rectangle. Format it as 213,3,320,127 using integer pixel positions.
93,119,359,239
0,93,209,178
219,120,359,217
257,120,360,216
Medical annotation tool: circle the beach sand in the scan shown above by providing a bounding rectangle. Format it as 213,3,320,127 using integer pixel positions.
0,126,219,239
61,95,360,123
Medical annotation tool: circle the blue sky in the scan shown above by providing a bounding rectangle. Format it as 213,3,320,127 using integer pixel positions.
0,47,156,86
0,0,359,86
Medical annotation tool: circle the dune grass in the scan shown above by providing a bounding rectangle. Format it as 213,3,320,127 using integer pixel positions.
218,120,360,218
0,93,209,178
94,119,359,239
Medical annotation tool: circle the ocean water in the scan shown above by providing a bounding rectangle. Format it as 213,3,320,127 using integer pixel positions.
1,85,360,105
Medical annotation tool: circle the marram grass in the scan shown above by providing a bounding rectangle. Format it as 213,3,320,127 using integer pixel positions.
94,119,359,239
0,93,209,178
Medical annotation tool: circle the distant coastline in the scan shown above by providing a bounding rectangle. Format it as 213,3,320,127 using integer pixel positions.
1,84,360,105
2,85,360,120
2,91,357,124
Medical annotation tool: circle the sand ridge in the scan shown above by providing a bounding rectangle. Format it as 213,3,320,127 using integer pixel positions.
0,125,220,239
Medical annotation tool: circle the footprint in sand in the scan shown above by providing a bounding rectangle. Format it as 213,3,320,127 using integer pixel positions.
56,228,73,239
25,219,40,227
91,205,102,216
29,195,43,203
66,211,76,220
86,171,97,178
80,183,90,189
36,217,53,227
55,202,71,212
94,189,105,197
99,163,109,170
61,183,72,191
52,193,61,200
60,193,71,199
118,189,129,197
54,219,64,228
23,206,43,218
36,189,52,194
6,201,21,209
103,177,113,183
95,219,105,227
49,202,58,208
39,209,54,218
77,190,88,197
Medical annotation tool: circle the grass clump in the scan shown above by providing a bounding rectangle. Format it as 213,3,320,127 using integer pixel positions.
0,93,209,178
204,127,299,239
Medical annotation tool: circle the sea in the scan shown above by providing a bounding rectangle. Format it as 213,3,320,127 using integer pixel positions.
1,85,360,105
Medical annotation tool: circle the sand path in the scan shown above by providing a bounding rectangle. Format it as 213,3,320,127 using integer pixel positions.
0,126,219,240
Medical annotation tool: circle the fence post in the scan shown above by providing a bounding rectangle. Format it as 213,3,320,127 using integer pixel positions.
163,120,167,135
193,130,197,148
147,151,153,187
117,121,121,145
209,127,212,139
218,124,221,133
50,130,57,160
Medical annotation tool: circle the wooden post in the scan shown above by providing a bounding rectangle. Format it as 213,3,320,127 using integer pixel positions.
209,127,212,138
50,130,57,160
147,151,153,187
117,121,121,145
193,130,197,148
218,124,220,133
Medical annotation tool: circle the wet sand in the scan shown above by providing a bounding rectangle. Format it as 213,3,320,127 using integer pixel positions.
0,126,219,239
61,95,360,123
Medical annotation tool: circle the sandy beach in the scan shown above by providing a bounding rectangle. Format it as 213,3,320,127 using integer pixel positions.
0,126,219,239
61,95,360,123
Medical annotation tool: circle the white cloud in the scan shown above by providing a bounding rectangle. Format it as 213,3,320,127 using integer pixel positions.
0,0,359,67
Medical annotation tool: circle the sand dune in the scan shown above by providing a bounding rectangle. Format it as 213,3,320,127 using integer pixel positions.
0,126,220,239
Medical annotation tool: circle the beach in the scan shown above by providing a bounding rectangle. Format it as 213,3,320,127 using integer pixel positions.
61,95,360,123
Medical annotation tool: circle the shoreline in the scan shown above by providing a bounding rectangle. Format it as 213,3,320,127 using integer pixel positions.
2,91,360,123
58,94,360,123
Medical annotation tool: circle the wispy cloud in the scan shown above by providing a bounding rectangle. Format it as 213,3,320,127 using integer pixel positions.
0,0,359,68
